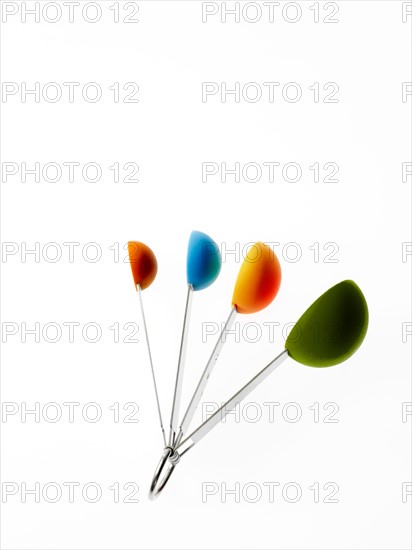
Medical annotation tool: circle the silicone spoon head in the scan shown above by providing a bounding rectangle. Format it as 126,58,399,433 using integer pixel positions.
187,231,221,291
286,280,368,367
128,241,158,290
232,242,282,314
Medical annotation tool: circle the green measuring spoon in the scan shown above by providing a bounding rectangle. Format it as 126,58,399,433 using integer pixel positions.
150,280,368,498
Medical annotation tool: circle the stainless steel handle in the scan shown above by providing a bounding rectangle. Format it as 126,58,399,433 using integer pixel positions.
175,307,237,446
176,349,289,455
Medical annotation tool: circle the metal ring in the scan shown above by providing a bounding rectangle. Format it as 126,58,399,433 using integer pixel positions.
149,447,178,500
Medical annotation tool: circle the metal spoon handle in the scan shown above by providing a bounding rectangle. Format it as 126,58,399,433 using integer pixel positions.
169,284,193,446
176,349,289,456
137,284,166,447
175,307,237,446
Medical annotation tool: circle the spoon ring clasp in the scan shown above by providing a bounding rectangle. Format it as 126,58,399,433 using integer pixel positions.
149,447,179,499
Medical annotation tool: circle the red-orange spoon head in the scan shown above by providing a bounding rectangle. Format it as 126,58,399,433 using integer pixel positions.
128,241,158,291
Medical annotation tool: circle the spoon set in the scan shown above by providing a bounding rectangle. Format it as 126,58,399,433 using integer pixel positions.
128,231,368,499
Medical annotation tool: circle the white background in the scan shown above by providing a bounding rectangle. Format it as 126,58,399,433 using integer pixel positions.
1,1,411,549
